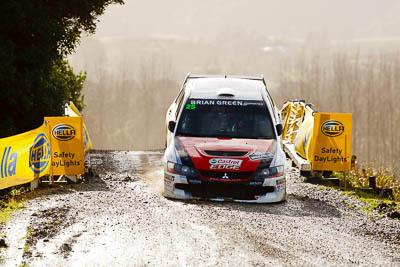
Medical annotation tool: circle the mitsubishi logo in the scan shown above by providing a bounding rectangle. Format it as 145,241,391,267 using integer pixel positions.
222,173,229,179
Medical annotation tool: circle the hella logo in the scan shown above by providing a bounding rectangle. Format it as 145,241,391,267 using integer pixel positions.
29,133,51,174
52,124,76,141
321,120,344,137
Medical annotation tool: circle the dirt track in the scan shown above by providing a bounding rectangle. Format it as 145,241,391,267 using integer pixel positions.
1,150,400,266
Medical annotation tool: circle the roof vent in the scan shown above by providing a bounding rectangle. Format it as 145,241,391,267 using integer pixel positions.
217,87,235,97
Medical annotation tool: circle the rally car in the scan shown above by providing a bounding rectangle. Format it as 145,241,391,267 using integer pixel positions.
163,74,286,203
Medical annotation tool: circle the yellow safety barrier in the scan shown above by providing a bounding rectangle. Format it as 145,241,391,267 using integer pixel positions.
281,101,352,171
281,101,305,143
280,102,291,138
65,102,92,151
0,102,92,190
0,123,51,190
46,116,85,175
293,105,314,161
312,113,352,171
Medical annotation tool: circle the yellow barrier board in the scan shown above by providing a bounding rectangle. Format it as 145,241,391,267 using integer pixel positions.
280,102,291,139
46,117,84,175
312,113,352,171
0,123,50,190
294,108,315,161
65,102,92,151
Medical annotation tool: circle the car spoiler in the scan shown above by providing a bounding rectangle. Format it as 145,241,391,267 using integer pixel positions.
182,73,267,87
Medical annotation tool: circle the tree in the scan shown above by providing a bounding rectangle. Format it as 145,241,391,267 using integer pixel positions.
46,59,87,111
0,0,123,138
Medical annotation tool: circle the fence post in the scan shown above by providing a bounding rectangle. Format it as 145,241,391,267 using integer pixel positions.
30,179,39,190
369,176,376,189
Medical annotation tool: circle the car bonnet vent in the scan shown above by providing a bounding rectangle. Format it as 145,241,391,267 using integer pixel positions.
217,88,235,97
204,150,248,157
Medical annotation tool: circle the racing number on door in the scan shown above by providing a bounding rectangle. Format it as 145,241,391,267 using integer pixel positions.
185,104,196,110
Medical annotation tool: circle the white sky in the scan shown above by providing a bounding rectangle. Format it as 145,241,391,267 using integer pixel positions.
94,0,400,40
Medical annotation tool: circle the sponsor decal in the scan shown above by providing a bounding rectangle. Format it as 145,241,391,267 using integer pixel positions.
209,158,242,170
249,181,262,186
52,124,76,141
1,147,18,178
222,173,229,179
249,152,273,161
320,120,344,137
314,155,347,163
314,146,347,163
29,134,51,174
190,99,264,106
276,178,286,192
52,152,81,168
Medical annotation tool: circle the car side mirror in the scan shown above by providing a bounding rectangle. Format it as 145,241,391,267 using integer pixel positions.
276,124,283,136
168,121,176,132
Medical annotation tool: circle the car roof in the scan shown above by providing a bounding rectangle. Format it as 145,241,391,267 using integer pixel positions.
186,77,265,101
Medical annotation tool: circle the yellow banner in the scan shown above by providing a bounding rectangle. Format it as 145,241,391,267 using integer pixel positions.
294,107,315,161
65,102,92,151
280,102,292,139
46,117,84,175
311,113,352,171
0,123,50,190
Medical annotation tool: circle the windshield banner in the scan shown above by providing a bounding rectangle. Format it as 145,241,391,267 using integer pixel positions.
188,99,264,107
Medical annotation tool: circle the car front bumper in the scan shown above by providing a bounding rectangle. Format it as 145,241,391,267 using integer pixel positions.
163,170,286,203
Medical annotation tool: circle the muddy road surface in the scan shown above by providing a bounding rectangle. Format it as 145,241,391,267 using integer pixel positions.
2,150,400,266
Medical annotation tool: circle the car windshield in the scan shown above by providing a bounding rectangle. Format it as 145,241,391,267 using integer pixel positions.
176,99,275,139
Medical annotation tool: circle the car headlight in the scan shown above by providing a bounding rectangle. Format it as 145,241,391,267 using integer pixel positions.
255,165,284,179
167,161,198,176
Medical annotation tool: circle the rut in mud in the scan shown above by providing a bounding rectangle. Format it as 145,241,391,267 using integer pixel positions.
1,150,400,266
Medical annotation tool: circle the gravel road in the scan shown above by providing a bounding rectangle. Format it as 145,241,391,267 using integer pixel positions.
1,150,400,266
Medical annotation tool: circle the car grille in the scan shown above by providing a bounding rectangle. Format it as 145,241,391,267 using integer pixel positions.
199,170,253,180
175,183,275,200
204,150,248,157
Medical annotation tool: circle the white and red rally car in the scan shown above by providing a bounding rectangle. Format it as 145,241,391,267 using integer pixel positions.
164,74,286,203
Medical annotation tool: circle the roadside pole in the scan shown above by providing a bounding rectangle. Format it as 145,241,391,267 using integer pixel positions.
344,134,347,189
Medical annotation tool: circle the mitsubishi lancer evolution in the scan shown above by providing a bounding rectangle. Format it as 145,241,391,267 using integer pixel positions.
164,74,286,203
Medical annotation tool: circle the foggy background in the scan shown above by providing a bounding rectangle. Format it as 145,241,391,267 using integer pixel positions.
70,0,400,168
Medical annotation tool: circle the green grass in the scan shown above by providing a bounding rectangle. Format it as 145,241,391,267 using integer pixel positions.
342,189,399,214
9,186,29,197
20,228,32,241
317,186,336,191
23,243,29,253
0,198,26,224
0,185,32,225
18,261,29,267
333,164,400,201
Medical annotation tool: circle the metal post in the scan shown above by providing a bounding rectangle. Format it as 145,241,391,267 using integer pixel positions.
31,179,39,190
369,176,376,189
